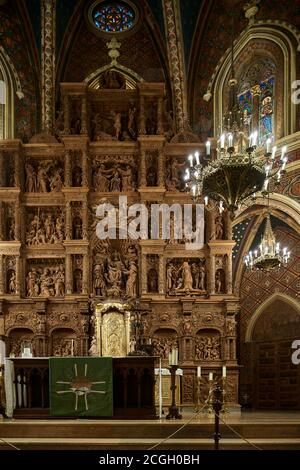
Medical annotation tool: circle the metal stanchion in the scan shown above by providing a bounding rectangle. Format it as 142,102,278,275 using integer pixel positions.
213,385,223,450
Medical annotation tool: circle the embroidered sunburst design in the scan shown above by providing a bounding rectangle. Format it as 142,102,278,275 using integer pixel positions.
56,363,107,411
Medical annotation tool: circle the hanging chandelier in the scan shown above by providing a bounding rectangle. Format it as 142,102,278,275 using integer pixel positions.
184,50,288,216
244,214,290,271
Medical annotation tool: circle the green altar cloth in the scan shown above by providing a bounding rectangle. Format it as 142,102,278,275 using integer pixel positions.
49,357,113,417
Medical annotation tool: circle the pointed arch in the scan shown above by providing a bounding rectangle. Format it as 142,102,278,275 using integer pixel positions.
245,292,300,342
203,23,297,138
84,63,144,89
0,47,24,139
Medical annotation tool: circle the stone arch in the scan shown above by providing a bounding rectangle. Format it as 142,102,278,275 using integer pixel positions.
245,293,300,343
0,47,23,139
204,24,297,137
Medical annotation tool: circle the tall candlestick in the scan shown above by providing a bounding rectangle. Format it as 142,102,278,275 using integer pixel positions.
222,366,226,378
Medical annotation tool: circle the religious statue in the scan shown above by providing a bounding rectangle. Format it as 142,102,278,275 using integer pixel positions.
127,105,136,139
110,170,121,192
99,70,125,89
53,266,65,297
111,111,122,140
88,336,98,356
215,269,224,293
178,261,193,291
8,271,16,294
73,217,82,239
74,269,83,293
124,261,138,298
37,165,49,192
26,269,39,297
215,215,224,240
94,164,112,192
50,168,63,192
93,263,106,296
25,163,36,192
120,165,134,191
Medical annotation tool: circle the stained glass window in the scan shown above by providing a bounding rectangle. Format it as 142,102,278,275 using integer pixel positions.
259,76,274,143
91,2,136,33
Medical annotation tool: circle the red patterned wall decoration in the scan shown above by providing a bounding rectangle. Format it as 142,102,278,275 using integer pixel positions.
240,226,300,342
0,3,38,141
239,225,300,406
63,22,166,84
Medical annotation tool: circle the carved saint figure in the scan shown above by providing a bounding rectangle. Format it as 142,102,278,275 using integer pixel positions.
110,170,121,192
178,261,193,291
215,215,224,240
111,111,122,140
25,163,36,192
124,261,138,298
8,271,16,294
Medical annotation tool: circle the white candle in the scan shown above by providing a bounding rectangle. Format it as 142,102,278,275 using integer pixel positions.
281,146,287,159
281,156,287,171
271,145,277,160
228,133,233,147
188,154,193,167
252,130,258,146
266,137,272,153
209,372,213,381
195,151,200,165
222,366,226,378
71,339,74,356
169,351,172,366
220,134,225,149
197,366,201,378
192,185,196,197
204,196,208,206
206,140,211,156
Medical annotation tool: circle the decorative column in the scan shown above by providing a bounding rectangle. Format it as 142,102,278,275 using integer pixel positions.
0,255,4,295
64,150,72,186
158,148,165,187
82,149,88,187
15,255,21,295
158,255,165,294
225,210,233,240
157,97,164,135
226,253,233,295
141,254,147,294
65,202,72,240
163,0,187,132
82,254,89,295
209,211,216,241
81,96,88,135
14,151,20,187
41,0,56,133
19,204,26,245
209,254,215,295
82,201,88,239
139,150,146,187
63,95,70,135
251,85,261,132
0,202,4,240
14,201,21,241
0,151,4,186
65,254,72,295
139,96,146,135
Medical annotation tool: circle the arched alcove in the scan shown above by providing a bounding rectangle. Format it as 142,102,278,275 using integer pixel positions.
241,293,300,410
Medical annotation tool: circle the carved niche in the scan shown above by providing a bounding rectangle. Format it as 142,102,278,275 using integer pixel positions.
26,208,64,245
26,259,65,298
25,158,63,193
166,258,206,296
92,155,136,192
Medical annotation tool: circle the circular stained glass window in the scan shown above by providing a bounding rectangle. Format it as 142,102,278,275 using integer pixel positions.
91,1,137,33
